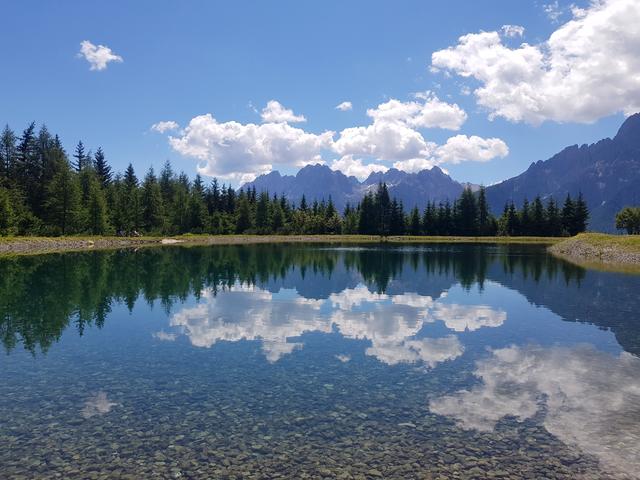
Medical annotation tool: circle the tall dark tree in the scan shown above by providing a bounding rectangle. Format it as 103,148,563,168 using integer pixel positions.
0,125,17,184
141,167,164,232
45,160,80,235
93,147,112,188
72,141,88,172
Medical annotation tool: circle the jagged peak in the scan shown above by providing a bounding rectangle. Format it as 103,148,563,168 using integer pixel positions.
614,112,640,147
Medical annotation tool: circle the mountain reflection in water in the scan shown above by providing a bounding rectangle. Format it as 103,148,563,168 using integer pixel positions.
1,243,639,479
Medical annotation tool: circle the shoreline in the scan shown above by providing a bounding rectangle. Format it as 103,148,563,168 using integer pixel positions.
548,233,640,273
0,234,560,257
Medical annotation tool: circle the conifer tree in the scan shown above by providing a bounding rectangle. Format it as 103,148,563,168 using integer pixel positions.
45,160,81,235
72,141,87,172
93,147,112,189
141,167,165,232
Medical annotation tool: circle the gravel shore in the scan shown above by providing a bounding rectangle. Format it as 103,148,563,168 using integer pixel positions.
549,234,640,270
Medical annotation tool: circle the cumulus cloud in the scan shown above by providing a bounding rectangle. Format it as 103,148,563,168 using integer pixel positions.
330,155,388,181
166,97,506,182
429,344,640,478
78,40,123,71
500,24,525,38
336,101,353,111
168,112,333,184
261,100,306,123
435,135,509,164
151,121,180,134
431,303,507,332
431,0,640,124
167,282,474,368
367,93,467,130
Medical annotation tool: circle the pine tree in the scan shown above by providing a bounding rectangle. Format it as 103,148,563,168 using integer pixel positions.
72,141,87,172
45,160,81,235
477,186,490,235
0,125,17,184
573,192,589,234
545,198,562,236
561,194,575,236
519,198,531,235
255,191,271,233
457,187,478,235
0,187,13,234
16,123,40,211
531,196,545,235
86,176,109,235
409,206,421,235
235,195,252,233
141,167,165,232
93,147,112,189
122,164,141,232
187,179,208,232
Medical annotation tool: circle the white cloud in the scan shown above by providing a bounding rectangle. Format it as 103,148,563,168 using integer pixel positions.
543,1,564,23
167,96,506,182
431,303,506,332
435,135,509,164
168,112,333,184
500,24,525,38
334,120,436,163
431,0,640,124
391,158,438,174
261,100,306,123
429,345,640,478
151,121,180,134
336,101,353,111
330,155,388,181
367,93,468,130
78,40,123,71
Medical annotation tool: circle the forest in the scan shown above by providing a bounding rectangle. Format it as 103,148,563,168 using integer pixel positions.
0,122,588,237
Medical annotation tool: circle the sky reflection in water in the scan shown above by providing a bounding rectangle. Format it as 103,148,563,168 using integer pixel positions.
0,244,639,479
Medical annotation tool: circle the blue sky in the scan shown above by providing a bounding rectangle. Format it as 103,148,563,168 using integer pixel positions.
1,0,636,186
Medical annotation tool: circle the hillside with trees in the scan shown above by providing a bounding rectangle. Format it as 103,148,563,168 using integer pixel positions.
0,122,588,237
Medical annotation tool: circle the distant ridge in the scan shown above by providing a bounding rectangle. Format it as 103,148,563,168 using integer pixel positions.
243,114,640,231
243,164,464,212
485,113,640,231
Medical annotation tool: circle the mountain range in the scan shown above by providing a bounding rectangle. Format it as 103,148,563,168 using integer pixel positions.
243,114,640,231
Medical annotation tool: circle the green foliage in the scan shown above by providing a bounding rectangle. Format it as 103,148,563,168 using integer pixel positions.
0,121,592,238
45,160,81,235
615,206,640,234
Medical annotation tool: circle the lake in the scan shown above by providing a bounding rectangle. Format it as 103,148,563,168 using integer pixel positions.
1,243,639,479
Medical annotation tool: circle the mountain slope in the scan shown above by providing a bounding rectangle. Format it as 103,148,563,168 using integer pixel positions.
485,114,640,231
243,114,640,231
243,164,464,212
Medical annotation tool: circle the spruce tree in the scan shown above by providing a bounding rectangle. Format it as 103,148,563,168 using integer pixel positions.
409,206,421,235
0,125,17,184
573,192,589,234
141,167,165,232
0,187,13,234
93,147,112,189
477,186,490,235
45,160,81,235
72,141,87,172
561,194,575,236
87,176,109,235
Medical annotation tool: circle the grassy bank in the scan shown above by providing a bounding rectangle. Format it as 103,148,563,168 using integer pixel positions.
0,234,561,257
549,233,640,272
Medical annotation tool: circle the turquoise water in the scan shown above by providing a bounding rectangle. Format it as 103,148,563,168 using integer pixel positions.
1,244,639,479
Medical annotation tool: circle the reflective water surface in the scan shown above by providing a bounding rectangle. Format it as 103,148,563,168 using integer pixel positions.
1,244,639,479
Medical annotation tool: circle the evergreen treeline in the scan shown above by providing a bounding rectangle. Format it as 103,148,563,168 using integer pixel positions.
0,122,588,237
